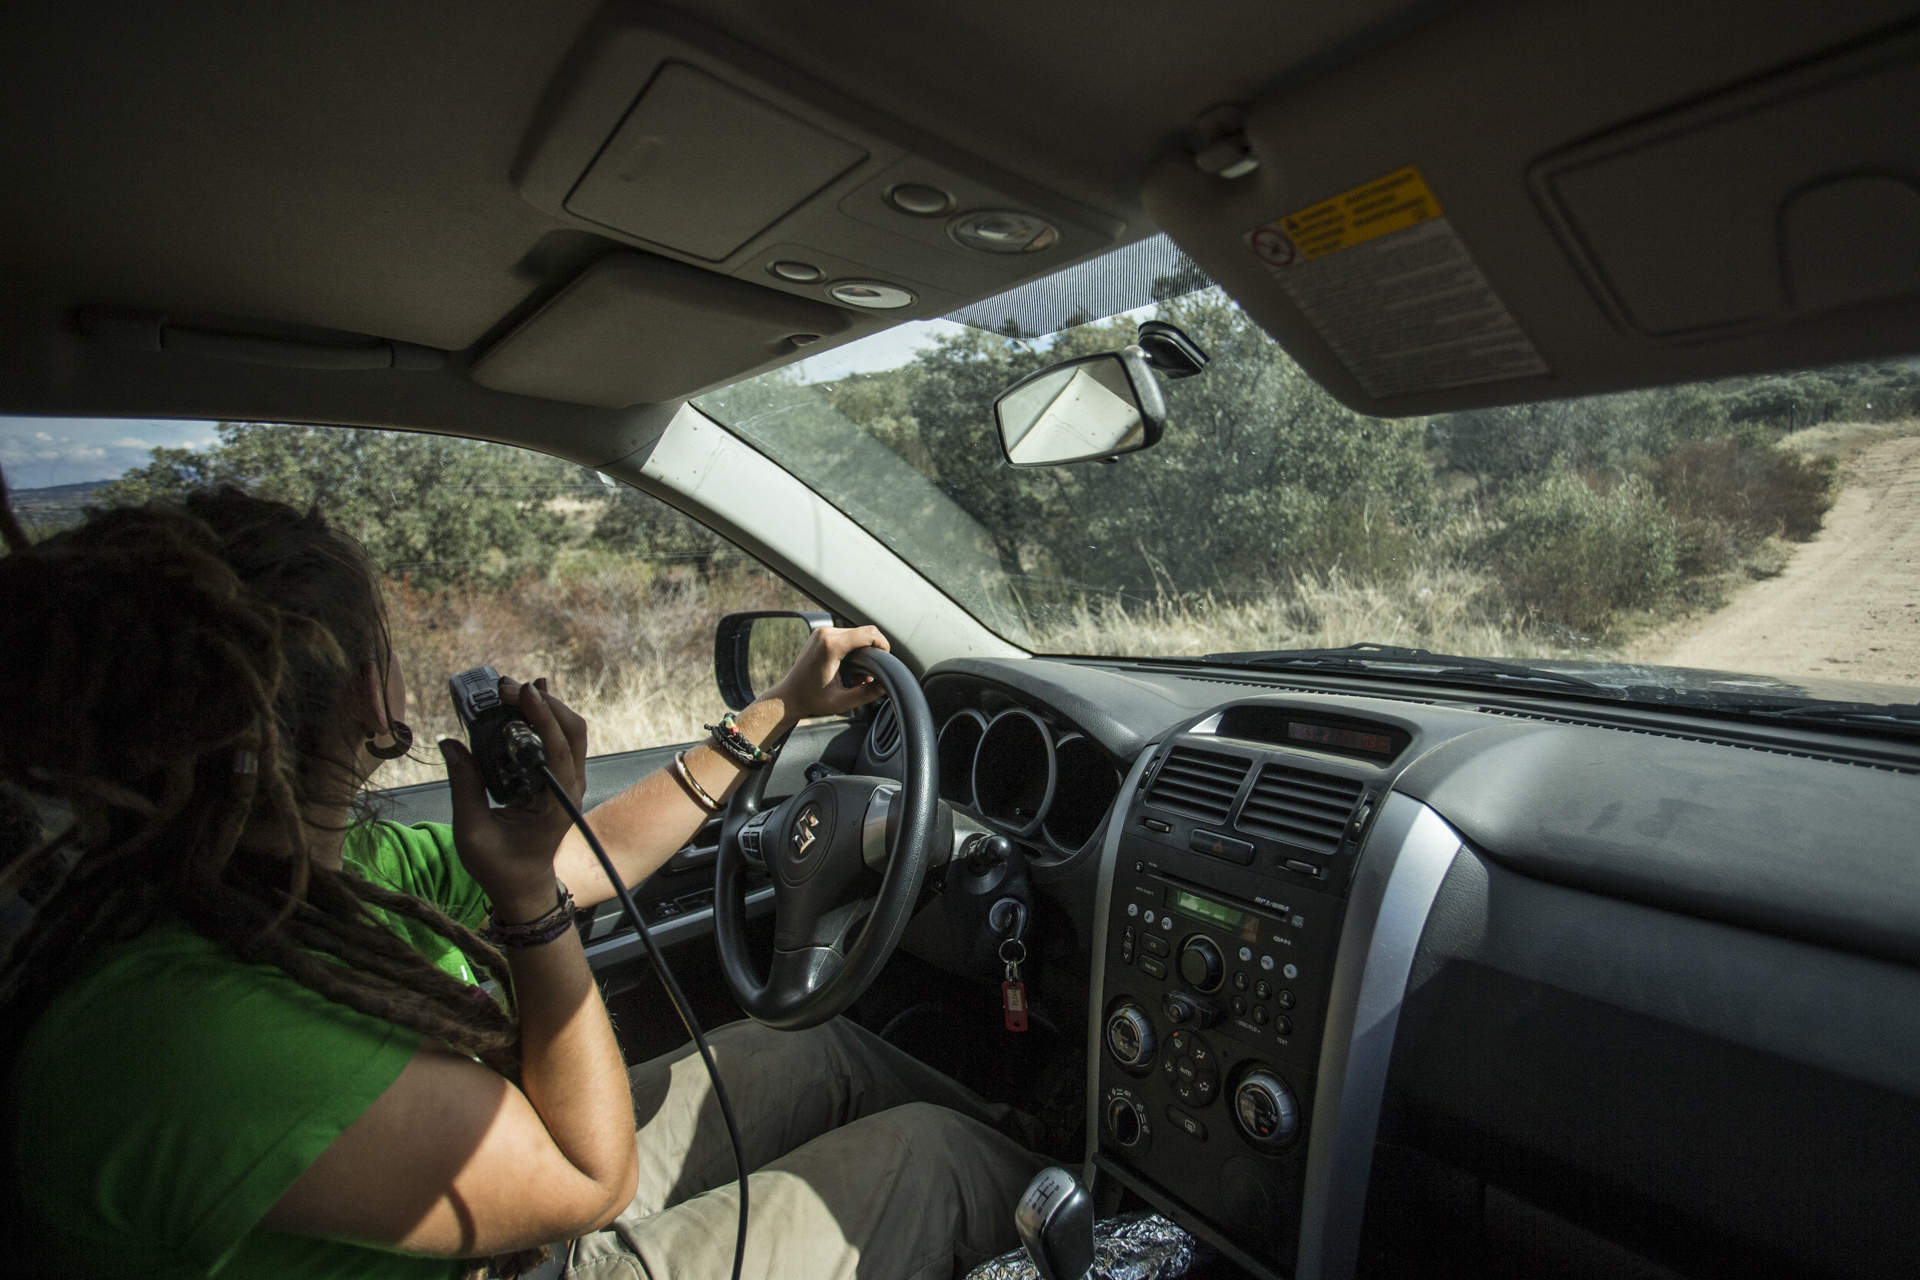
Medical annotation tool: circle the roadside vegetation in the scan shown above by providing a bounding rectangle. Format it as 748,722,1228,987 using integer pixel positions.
28,289,1918,776
89,425,811,784
785,289,1904,654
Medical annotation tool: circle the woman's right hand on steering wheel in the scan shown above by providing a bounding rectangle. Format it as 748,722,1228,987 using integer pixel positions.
438,676,588,922
768,624,892,720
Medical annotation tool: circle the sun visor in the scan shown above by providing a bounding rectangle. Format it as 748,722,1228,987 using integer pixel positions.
1143,6,1920,417
1532,37,1920,337
470,253,851,407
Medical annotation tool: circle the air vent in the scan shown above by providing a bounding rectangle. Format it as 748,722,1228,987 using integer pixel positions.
1145,747,1252,824
869,700,901,760
1236,764,1365,857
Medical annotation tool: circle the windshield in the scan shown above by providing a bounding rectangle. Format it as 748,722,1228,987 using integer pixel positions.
695,264,1920,712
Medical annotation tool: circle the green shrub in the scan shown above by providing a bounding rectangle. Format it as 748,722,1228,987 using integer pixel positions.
1646,435,1835,544
1482,469,1678,634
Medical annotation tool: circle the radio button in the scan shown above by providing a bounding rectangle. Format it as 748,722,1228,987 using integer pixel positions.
1140,956,1168,980
1140,933,1170,957
1254,980,1272,1001
1252,1005,1269,1026
1232,971,1249,992
1230,995,1247,1017
1277,988,1295,1010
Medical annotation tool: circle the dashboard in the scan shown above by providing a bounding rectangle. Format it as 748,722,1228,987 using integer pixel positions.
382,653,1920,1279
916,655,1920,1280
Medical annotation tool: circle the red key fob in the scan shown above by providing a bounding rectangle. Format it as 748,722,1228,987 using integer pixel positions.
1002,981,1029,1032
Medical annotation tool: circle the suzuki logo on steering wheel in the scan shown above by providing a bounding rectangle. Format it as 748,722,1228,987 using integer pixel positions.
791,805,822,859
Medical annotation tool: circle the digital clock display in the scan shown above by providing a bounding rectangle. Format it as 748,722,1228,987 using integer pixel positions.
1287,722,1394,756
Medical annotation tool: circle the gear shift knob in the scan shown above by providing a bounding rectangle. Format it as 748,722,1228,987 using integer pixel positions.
1015,1167,1095,1280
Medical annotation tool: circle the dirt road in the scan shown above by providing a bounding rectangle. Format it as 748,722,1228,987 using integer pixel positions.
1632,434,1920,698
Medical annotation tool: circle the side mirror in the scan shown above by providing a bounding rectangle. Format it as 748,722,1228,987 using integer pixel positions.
714,610,831,710
993,347,1167,467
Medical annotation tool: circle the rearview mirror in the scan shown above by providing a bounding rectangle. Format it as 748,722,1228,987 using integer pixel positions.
714,610,831,710
993,347,1167,467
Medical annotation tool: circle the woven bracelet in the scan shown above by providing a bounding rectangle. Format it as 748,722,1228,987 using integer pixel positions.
484,880,576,948
705,712,772,769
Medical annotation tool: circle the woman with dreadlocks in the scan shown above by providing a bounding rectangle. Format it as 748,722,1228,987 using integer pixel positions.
0,475,1041,1280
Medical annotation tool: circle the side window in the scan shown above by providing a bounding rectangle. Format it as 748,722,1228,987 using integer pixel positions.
35,420,818,786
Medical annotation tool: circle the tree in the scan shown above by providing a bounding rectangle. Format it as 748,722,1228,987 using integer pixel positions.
814,288,1436,620
591,488,729,577
94,422,597,588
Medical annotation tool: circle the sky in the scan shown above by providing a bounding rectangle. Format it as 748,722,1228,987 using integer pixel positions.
0,416,220,490
789,318,963,383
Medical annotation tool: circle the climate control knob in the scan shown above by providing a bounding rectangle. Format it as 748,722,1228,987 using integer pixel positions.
1107,1095,1148,1148
1233,1068,1300,1151
1179,936,1224,992
1104,1003,1156,1068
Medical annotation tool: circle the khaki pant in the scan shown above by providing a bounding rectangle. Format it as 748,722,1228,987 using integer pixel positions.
567,1018,1047,1280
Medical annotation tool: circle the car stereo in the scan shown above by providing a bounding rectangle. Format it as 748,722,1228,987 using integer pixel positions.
1093,720,1390,1270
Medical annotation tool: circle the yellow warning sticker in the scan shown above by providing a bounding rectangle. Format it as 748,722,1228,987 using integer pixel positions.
1247,167,1443,268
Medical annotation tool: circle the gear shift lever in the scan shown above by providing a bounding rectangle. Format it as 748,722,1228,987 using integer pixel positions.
1015,1167,1096,1280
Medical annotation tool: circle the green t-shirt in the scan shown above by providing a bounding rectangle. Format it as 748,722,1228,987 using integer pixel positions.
13,821,494,1279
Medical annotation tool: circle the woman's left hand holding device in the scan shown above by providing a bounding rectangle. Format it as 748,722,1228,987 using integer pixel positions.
439,676,588,921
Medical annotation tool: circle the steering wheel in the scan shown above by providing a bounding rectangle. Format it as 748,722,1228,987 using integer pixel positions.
713,647,941,1030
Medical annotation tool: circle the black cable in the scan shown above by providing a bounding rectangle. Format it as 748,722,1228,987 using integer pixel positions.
539,764,749,1280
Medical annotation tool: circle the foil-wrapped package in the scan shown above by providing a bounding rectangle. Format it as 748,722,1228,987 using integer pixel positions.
965,1212,1205,1280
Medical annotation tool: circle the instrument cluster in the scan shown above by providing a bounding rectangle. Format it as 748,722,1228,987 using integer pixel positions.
937,706,1121,855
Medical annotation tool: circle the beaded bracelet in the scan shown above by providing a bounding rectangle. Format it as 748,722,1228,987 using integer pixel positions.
705,712,773,770
671,750,722,813
484,879,576,949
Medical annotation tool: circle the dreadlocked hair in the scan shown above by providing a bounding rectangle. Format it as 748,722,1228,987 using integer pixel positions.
0,491,519,1076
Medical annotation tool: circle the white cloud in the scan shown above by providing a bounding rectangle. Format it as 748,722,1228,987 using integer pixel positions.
0,416,218,489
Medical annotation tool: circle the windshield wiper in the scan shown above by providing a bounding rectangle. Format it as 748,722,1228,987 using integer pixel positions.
1200,643,1620,695
1734,702,1920,730
1197,645,1920,735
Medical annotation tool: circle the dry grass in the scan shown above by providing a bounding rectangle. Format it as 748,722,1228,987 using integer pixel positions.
373,561,1576,790
1029,566,1571,661
1777,416,1920,466
376,558,813,788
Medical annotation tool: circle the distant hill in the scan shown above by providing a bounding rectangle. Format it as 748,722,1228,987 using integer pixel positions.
7,479,106,533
